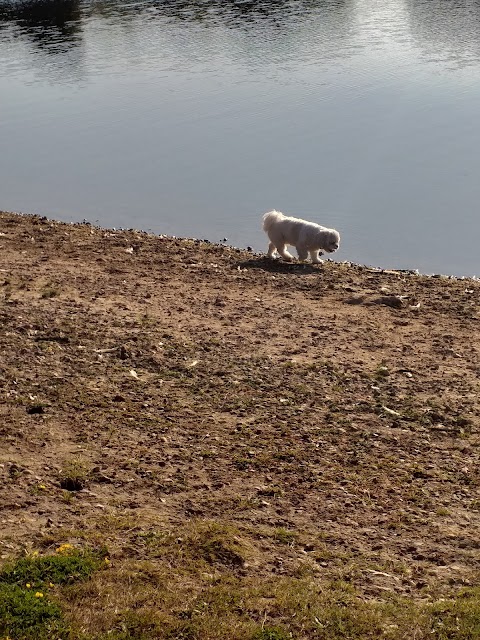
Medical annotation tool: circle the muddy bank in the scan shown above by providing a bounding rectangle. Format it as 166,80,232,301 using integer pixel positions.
1,210,480,606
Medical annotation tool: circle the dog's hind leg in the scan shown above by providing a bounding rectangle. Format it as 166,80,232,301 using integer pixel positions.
310,249,324,264
277,244,294,262
267,242,278,259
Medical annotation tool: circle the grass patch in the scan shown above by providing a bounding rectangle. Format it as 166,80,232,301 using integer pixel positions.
173,521,252,570
0,545,108,588
2,512,480,639
58,459,90,491
0,583,65,640
0,546,108,639
272,528,297,545
429,588,480,639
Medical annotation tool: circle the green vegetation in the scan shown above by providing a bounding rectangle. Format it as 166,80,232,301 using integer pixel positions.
0,546,107,588
2,535,479,640
58,460,91,492
0,583,65,640
0,546,108,639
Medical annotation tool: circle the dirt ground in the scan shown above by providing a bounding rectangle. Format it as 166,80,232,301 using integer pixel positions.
1,210,480,602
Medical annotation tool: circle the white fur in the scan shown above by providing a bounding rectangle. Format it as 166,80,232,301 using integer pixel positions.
262,210,340,264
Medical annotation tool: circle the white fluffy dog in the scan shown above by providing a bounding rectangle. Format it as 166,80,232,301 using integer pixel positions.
262,210,340,264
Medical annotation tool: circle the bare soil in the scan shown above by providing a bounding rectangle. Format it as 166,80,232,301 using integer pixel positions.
1,210,480,604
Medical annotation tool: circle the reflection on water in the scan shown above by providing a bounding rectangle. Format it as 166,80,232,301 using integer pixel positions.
0,0,351,44
1,0,480,275
0,0,82,67
0,0,356,78
406,0,480,68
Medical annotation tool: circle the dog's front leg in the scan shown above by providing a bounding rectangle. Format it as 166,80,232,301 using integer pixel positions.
296,244,309,261
310,250,324,264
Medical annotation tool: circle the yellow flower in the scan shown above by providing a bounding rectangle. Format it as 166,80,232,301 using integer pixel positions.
26,583,31,588
34,592,44,598
38,484,46,490
49,582,55,588
55,543,74,554
31,551,39,557
104,557,110,564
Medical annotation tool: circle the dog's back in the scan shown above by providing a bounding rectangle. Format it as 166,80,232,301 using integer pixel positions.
262,210,285,232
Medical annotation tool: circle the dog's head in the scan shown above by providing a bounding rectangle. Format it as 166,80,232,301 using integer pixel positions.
321,229,340,253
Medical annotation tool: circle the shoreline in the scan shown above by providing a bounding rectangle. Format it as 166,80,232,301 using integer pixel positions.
4,209,478,282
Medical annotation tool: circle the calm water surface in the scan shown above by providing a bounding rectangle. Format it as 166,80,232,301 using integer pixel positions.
1,0,480,275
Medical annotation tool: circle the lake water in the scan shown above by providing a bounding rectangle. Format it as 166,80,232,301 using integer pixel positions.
1,0,480,276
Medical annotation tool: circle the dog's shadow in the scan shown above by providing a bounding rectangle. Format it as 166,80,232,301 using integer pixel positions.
236,257,323,275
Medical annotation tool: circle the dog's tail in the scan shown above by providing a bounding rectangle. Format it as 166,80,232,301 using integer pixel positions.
262,210,285,232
